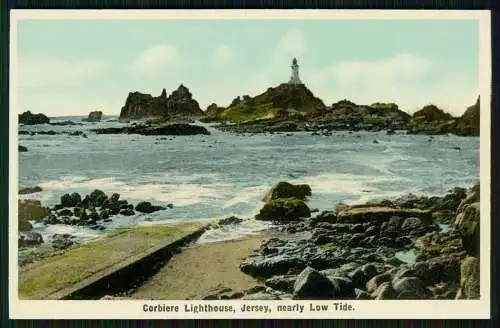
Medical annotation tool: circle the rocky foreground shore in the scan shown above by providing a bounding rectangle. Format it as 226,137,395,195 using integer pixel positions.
18,188,171,252
226,182,480,300
17,181,481,301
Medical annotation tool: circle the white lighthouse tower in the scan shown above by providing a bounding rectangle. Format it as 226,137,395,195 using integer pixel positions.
288,58,303,85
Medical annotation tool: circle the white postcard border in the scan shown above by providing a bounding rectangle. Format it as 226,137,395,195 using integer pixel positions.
8,9,492,319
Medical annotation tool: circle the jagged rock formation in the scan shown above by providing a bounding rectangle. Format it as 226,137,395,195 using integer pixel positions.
19,111,50,125
454,96,480,136
412,104,454,122
85,111,103,122
119,85,203,120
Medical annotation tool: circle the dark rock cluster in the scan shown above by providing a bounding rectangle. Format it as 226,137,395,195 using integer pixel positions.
238,182,480,300
119,85,204,120
92,123,210,136
17,190,171,250
19,111,50,125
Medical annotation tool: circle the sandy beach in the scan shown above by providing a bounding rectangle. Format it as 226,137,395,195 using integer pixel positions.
126,235,264,300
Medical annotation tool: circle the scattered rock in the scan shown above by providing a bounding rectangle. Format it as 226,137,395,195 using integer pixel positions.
135,201,166,213
52,234,74,250
18,232,44,248
19,186,42,195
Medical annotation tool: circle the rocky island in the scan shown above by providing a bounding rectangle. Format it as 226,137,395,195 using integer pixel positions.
202,59,480,137
19,111,50,125
119,84,204,121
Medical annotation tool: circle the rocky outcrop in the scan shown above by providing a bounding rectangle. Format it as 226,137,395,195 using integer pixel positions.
312,101,411,131
19,232,44,248
457,256,480,299
240,183,479,300
19,111,50,125
85,111,103,122
256,198,311,222
202,83,326,124
263,182,312,202
455,202,480,256
119,85,203,120
18,200,51,232
453,96,480,136
92,123,210,136
408,104,456,135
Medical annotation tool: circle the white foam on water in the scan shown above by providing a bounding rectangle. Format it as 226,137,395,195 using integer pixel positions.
195,218,273,245
222,185,267,209
30,221,102,244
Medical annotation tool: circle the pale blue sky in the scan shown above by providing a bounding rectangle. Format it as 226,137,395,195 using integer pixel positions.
16,19,479,117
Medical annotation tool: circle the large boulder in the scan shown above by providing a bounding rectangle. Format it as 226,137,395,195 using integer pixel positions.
293,267,336,299
240,255,305,278
453,96,480,136
457,256,480,299
18,232,44,248
19,111,50,125
86,111,103,122
263,182,312,202
392,276,430,299
255,198,311,222
60,192,82,207
88,189,108,207
454,202,480,256
135,201,166,213
336,206,431,224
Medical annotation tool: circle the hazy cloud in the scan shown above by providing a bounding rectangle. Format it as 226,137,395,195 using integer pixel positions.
132,44,181,74
308,54,477,116
18,57,107,88
210,45,238,69
273,29,307,65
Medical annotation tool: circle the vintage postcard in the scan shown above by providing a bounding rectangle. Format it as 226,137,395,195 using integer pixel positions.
9,10,491,319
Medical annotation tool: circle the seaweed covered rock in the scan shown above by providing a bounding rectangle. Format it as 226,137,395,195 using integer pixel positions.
256,198,311,222
454,202,480,256
457,256,480,299
336,206,431,224
18,200,51,231
263,181,312,202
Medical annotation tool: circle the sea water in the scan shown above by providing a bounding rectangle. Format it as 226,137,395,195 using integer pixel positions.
17,116,479,244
